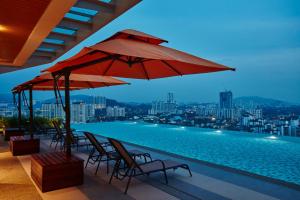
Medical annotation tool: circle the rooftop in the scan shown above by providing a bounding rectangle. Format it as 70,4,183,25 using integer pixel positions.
1,133,299,200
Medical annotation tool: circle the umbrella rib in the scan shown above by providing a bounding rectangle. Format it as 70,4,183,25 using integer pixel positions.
103,58,116,75
102,82,110,87
61,55,113,72
86,81,94,88
161,60,183,76
140,62,150,80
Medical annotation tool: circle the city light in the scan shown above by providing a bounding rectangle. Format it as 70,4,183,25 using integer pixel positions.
267,135,278,140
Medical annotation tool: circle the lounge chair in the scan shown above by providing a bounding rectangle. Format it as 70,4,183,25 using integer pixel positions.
51,121,90,150
84,132,151,175
108,138,192,194
33,121,55,136
50,121,64,149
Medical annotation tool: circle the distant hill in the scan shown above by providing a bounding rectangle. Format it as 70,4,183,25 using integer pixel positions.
43,94,125,107
234,96,299,108
1,93,299,108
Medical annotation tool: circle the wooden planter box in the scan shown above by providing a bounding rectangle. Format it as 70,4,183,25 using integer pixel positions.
9,136,40,156
31,152,84,192
3,128,25,141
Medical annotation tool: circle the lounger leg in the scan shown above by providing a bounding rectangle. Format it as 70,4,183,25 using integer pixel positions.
163,170,168,184
85,158,89,168
109,160,120,184
106,159,109,174
124,170,134,194
185,165,192,177
50,138,53,147
145,153,152,162
54,140,58,149
95,156,102,175
85,148,94,168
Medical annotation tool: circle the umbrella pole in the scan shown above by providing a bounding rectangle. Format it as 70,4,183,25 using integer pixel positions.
18,92,22,130
64,71,72,156
29,86,34,139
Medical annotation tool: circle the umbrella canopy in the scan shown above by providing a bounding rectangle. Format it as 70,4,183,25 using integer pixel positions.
13,72,129,92
43,29,235,79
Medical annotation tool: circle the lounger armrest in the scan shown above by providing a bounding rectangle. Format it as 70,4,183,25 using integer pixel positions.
140,159,166,170
154,159,166,170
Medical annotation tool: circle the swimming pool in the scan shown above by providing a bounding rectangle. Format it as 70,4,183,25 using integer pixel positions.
72,121,300,186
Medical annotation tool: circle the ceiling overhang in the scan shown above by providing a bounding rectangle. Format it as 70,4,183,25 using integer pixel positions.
0,0,141,74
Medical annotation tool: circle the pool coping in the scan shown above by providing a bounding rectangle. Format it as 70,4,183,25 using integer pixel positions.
92,133,300,192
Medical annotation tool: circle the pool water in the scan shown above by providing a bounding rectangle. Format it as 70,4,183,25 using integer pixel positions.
72,121,300,185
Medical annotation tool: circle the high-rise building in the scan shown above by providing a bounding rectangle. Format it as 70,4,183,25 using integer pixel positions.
246,109,263,119
71,102,86,123
106,106,125,117
150,101,165,114
86,104,95,121
167,92,174,103
41,103,64,119
93,96,106,108
149,93,177,115
220,91,233,109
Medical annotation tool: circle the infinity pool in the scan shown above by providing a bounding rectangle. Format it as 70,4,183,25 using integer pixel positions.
72,121,300,186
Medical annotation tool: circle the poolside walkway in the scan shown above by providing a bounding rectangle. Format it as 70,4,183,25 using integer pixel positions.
1,134,300,200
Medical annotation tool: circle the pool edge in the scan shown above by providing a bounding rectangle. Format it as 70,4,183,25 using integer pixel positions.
93,133,300,192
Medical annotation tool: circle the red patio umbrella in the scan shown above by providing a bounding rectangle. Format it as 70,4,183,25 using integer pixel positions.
42,29,235,156
43,29,235,79
12,73,129,140
13,73,129,92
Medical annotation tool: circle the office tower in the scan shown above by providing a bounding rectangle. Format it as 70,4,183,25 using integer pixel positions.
167,92,174,103
219,91,233,109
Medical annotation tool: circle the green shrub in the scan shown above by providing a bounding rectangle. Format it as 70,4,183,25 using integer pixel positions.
0,116,55,128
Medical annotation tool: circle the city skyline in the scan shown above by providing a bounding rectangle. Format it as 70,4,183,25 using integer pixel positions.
0,0,299,103
2,90,298,137
1,90,300,105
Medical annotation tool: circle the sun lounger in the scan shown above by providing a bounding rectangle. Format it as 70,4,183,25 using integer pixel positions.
84,132,151,175
108,138,192,194
51,121,90,150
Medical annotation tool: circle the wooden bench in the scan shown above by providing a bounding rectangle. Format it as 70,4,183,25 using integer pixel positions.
9,136,40,156
31,152,84,192
3,128,25,141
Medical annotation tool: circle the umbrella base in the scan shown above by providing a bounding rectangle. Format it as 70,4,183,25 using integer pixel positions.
31,152,84,192
3,128,25,141
9,136,40,156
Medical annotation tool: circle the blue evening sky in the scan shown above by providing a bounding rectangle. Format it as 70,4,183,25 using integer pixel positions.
1,0,299,103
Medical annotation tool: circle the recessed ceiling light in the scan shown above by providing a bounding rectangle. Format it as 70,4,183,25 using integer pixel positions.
0,25,8,32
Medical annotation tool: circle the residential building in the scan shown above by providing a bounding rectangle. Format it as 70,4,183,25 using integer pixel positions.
106,106,126,117
71,102,86,123
41,103,64,119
